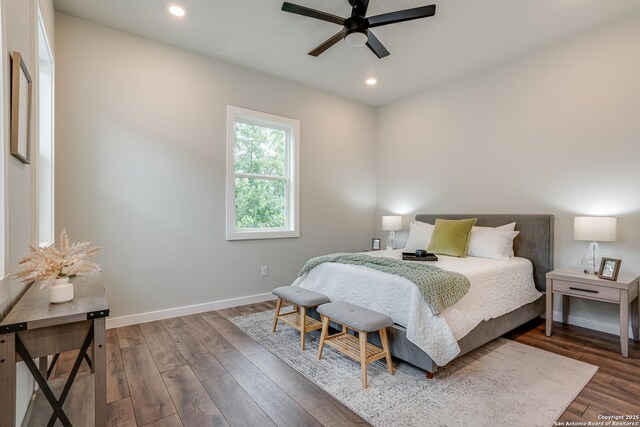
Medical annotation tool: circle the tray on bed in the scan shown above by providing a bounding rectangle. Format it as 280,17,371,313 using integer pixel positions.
402,252,438,261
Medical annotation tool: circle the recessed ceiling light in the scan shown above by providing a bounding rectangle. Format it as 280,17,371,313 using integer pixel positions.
167,3,187,17
366,78,377,85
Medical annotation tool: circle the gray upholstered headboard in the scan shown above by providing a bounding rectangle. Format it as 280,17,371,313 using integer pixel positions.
414,214,554,291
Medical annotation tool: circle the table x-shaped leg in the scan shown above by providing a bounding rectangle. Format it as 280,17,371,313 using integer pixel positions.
15,325,94,427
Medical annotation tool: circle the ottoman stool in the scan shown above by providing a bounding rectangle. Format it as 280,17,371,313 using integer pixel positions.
317,301,394,388
272,286,330,350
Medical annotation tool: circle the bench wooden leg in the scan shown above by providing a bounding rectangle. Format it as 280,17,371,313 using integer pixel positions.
300,306,306,350
379,328,394,375
273,298,283,333
360,332,368,389
318,316,330,360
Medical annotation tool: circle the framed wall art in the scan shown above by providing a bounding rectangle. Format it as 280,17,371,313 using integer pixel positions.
10,51,32,164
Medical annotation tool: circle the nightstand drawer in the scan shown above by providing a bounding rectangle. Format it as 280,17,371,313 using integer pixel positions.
553,280,620,302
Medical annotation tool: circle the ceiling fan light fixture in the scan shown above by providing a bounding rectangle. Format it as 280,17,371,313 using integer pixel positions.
344,29,368,47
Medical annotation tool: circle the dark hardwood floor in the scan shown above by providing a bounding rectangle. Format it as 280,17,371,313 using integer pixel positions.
51,301,367,427
48,301,640,426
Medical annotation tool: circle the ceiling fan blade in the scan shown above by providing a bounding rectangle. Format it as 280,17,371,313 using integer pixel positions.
367,4,436,28
365,30,390,58
308,30,346,56
281,2,345,25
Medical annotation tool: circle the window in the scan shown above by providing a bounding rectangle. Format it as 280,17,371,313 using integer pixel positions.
37,9,54,247
226,106,299,240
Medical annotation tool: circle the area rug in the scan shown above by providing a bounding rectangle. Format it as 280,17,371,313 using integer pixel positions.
230,310,597,427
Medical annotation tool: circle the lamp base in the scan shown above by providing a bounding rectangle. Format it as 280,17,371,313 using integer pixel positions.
580,241,601,276
386,230,396,250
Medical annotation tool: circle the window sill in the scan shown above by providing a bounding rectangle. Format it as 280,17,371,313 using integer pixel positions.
226,229,299,241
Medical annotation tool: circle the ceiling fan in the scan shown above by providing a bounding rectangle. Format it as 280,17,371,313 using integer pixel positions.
281,0,436,58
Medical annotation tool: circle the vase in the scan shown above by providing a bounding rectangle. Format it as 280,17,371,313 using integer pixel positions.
48,277,74,303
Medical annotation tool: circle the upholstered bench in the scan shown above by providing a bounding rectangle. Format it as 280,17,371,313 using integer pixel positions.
317,301,395,388
272,286,330,350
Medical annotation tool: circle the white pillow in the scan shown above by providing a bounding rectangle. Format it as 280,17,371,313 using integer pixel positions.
403,221,435,250
472,222,517,257
474,222,516,232
468,228,519,260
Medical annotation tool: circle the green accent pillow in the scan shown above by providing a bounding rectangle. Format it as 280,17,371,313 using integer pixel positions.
427,218,478,257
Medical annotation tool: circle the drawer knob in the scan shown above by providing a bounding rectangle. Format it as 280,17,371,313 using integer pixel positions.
569,286,598,294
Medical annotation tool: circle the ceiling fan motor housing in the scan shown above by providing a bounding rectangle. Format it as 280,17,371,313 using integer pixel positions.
344,17,369,47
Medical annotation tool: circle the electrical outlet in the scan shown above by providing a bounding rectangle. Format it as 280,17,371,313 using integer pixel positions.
261,266,268,277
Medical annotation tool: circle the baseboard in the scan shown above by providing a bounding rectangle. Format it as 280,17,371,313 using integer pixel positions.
106,292,276,329
20,392,37,427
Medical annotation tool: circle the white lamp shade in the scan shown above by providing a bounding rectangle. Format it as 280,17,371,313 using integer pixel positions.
382,215,402,231
574,216,617,242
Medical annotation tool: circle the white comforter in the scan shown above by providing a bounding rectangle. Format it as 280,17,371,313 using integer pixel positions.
291,249,542,366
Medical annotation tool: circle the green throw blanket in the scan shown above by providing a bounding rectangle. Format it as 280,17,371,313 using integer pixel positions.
298,253,470,316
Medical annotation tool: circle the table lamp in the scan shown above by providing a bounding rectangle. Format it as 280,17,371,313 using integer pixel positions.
382,215,402,250
573,216,617,275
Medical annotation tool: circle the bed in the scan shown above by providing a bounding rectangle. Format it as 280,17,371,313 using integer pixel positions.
297,214,554,376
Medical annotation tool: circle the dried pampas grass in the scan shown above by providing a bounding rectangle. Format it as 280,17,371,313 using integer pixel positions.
16,229,101,288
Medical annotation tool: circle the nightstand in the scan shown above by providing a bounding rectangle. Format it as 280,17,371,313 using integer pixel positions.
546,269,639,357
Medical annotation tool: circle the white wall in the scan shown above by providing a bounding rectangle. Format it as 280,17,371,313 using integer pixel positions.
376,13,640,335
55,13,377,321
1,0,55,425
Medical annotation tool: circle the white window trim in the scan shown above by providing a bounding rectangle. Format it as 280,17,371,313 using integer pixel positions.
0,4,5,277
37,7,55,248
226,106,300,241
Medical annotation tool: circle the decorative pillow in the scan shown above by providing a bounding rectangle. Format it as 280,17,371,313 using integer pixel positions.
427,218,477,257
404,221,435,250
468,228,519,260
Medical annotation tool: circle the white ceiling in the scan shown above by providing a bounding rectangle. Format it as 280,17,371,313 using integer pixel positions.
53,0,640,106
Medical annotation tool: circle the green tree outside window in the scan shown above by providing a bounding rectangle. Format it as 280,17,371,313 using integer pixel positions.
234,122,288,229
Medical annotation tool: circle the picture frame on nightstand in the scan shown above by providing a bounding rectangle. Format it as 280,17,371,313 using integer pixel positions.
371,238,381,251
598,257,621,281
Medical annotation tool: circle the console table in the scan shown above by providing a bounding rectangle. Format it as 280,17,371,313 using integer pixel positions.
0,273,109,427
